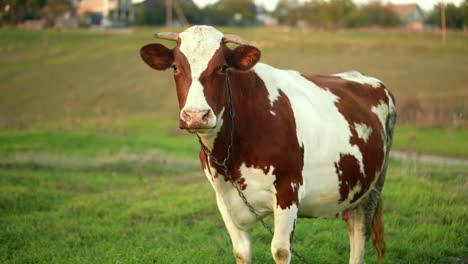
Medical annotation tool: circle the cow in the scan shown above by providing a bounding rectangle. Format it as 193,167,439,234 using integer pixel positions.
140,25,396,264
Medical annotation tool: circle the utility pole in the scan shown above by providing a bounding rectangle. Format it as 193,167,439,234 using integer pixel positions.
165,0,189,27
166,0,173,27
441,0,446,44
173,0,189,26
102,0,110,26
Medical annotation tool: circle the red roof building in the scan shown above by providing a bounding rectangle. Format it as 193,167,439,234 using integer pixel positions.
388,3,425,31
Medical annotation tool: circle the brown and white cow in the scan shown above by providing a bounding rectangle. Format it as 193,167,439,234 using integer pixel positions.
140,26,396,264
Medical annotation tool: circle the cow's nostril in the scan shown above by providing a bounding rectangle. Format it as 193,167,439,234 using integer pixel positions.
182,110,191,122
181,109,213,127
202,110,211,123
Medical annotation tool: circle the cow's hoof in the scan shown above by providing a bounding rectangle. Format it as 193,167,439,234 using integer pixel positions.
234,251,250,264
273,248,290,264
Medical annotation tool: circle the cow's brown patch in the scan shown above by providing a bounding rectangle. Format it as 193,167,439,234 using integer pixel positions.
303,74,392,203
237,177,247,190
173,49,192,108
204,68,304,210
334,154,363,202
198,46,230,117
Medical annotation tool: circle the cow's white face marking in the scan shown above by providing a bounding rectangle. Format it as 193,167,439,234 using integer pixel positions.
179,26,223,119
354,123,373,143
180,26,223,77
334,71,382,88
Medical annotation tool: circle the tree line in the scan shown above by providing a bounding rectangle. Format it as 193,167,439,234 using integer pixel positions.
1,0,467,29
427,2,468,29
133,0,257,26
274,0,467,29
138,0,468,29
135,0,400,27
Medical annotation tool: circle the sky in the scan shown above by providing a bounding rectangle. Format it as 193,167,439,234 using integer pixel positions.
191,0,464,11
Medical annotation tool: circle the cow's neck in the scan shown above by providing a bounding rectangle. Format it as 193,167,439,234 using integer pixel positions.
197,69,264,179
196,69,240,154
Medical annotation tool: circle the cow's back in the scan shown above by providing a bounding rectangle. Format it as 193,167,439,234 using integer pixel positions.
302,72,395,217
254,64,395,217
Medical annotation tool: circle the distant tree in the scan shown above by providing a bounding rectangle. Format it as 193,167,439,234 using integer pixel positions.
272,0,399,28
326,0,355,26
301,0,356,28
133,3,145,25
365,2,400,26
301,1,328,27
135,0,200,25
344,8,370,27
427,2,465,29
202,0,256,26
0,0,47,25
462,0,468,28
345,2,400,28
41,0,74,27
179,0,202,24
273,0,301,26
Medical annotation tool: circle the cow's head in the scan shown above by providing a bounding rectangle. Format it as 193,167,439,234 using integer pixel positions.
140,26,261,132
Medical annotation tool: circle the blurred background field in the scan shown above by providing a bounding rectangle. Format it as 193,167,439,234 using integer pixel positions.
1,27,467,156
1,17,467,264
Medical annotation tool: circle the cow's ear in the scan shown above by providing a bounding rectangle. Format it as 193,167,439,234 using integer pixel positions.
140,43,174,71
226,45,261,71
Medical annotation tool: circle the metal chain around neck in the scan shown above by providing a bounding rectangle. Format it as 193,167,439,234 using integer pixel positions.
199,70,311,264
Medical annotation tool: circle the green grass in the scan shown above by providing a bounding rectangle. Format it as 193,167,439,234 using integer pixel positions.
0,146,466,263
393,125,468,158
0,124,197,158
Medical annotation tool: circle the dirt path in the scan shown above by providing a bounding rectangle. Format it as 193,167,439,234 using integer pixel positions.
390,151,468,167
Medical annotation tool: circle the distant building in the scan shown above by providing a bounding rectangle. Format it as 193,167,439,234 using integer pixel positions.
388,3,425,31
78,0,133,26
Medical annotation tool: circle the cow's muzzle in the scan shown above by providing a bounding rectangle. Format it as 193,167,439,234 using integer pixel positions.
179,108,215,130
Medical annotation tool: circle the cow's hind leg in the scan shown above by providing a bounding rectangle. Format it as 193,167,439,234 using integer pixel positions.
271,205,298,264
344,204,366,264
216,195,252,264
345,187,385,264
346,110,393,264
346,88,394,264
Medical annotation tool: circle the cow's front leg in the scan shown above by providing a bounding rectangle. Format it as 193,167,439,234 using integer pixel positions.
216,195,252,264
271,204,299,264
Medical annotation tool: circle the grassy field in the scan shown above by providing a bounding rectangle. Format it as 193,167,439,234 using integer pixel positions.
0,27,467,263
1,27,468,156
393,125,468,158
0,133,467,263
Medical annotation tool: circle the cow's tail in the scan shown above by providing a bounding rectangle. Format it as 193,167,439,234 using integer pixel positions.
371,196,385,262
370,91,395,263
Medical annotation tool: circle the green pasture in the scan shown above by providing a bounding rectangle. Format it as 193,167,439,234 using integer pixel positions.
1,27,467,156
0,137,467,263
393,125,468,158
0,27,467,263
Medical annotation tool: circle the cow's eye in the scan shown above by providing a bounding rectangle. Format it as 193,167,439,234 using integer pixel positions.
219,64,229,74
